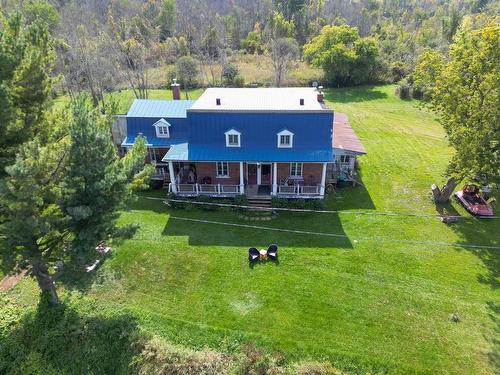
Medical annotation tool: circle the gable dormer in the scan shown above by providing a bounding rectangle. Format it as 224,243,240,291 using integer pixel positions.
153,118,171,138
277,129,294,148
225,128,241,147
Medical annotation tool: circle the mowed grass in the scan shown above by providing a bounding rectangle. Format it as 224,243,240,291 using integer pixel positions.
5,85,499,374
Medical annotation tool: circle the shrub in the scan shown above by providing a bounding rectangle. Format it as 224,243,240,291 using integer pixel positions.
149,179,163,190
291,199,306,209
411,86,424,99
234,75,245,88
390,61,408,83
195,195,217,211
222,62,239,86
305,199,325,210
167,194,187,209
176,56,199,89
233,194,248,206
271,197,288,208
396,80,411,100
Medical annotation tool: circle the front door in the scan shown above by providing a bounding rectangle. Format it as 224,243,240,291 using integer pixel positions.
261,164,271,185
248,164,257,185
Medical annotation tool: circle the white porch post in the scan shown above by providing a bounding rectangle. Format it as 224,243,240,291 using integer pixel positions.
168,161,177,194
272,162,278,195
320,162,327,196
239,162,245,194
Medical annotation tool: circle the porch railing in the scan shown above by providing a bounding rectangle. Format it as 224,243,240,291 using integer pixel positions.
170,183,242,195
278,185,321,196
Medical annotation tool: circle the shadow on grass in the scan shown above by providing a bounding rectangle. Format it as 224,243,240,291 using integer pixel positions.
325,171,375,211
162,210,353,249
324,85,388,103
0,295,142,374
438,198,500,372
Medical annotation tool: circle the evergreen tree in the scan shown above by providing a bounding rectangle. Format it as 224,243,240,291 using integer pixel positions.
157,0,176,41
0,10,55,174
0,99,152,305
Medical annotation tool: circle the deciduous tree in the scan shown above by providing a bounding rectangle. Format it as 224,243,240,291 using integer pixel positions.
431,18,500,181
304,25,382,86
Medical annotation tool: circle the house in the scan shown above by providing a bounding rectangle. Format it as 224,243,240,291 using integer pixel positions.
122,82,365,199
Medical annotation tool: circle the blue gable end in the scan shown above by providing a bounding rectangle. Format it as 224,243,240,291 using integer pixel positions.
124,117,189,146
123,99,195,147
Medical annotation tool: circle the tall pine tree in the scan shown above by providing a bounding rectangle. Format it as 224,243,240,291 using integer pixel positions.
0,99,152,305
0,9,55,174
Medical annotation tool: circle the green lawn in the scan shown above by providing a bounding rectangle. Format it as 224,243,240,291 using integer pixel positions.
3,85,499,374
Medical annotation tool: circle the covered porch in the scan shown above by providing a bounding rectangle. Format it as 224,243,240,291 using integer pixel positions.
167,161,329,199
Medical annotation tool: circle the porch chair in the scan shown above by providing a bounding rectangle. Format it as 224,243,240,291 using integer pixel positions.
267,244,278,259
248,247,260,262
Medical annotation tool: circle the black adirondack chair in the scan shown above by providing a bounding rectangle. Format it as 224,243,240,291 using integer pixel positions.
248,247,260,261
267,244,278,259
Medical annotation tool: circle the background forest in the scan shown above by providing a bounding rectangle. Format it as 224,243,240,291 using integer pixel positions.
1,0,498,106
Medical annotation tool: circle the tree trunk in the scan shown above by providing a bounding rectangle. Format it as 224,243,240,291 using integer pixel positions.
432,178,458,203
439,178,457,202
32,263,59,306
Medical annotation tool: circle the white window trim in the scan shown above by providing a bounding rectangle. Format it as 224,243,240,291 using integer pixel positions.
289,162,303,177
277,129,294,148
215,161,230,178
340,155,351,164
225,129,241,147
153,118,171,138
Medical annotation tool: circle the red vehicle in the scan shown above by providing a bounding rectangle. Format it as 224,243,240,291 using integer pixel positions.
455,184,494,217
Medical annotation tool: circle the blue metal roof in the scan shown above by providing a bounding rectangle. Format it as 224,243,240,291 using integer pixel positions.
162,143,334,162
121,136,188,147
127,99,195,118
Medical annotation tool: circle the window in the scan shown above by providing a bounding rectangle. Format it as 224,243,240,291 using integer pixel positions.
228,134,239,146
157,125,169,136
153,118,171,138
216,162,229,177
280,135,291,146
225,129,241,147
277,129,294,148
340,155,351,164
290,162,303,177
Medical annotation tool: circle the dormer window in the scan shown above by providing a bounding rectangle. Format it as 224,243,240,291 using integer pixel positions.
225,129,241,147
153,118,171,138
277,129,294,148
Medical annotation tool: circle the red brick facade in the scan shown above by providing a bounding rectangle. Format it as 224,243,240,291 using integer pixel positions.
276,162,323,185
195,162,245,185
191,162,323,186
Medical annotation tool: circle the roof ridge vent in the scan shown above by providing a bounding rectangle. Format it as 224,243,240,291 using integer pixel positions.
299,98,304,106
216,98,221,106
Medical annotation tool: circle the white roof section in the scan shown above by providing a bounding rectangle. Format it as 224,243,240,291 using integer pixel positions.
189,88,331,112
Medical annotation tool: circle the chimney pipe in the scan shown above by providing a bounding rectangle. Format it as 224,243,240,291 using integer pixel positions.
317,86,324,103
171,78,180,100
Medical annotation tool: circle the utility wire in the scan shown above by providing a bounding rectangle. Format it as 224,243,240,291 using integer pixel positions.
142,196,500,220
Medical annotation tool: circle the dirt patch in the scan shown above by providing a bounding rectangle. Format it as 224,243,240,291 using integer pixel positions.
0,269,27,292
